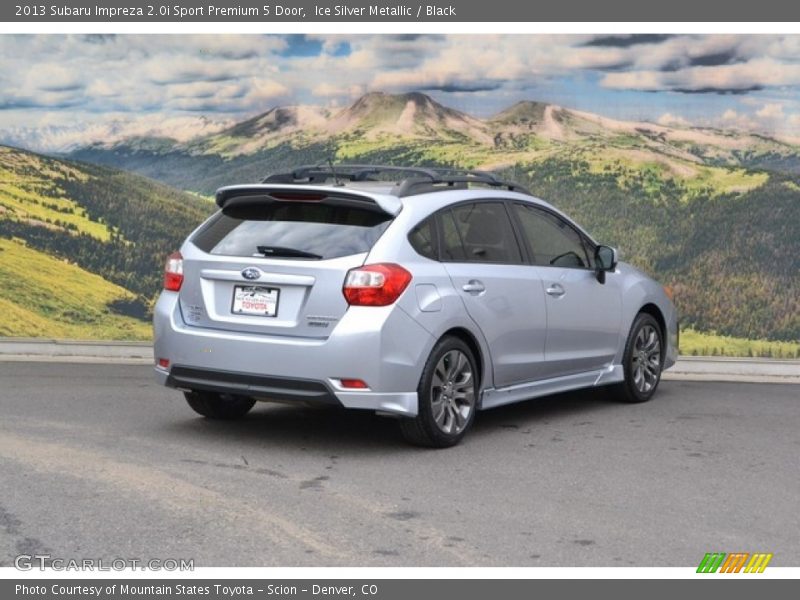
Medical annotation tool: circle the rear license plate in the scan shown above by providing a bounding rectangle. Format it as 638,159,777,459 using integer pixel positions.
231,286,279,317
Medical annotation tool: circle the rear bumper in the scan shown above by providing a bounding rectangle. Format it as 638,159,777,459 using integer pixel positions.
164,366,341,405
153,291,432,416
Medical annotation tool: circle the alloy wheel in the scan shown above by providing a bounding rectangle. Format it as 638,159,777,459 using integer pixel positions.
631,324,662,394
430,349,475,435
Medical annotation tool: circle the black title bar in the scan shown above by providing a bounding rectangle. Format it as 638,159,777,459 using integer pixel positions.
3,0,800,22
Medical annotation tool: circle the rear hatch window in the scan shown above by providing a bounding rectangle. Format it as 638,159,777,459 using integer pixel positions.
193,200,393,259
181,194,394,339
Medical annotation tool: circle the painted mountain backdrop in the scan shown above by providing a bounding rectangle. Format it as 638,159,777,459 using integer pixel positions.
0,145,210,339
2,92,799,353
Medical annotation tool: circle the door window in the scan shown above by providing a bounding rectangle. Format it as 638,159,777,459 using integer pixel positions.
442,202,522,264
513,204,590,269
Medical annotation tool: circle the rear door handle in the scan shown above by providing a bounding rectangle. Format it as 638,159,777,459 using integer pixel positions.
546,283,565,297
462,280,486,294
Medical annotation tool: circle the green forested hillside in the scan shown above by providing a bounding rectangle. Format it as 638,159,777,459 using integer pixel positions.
70,141,335,199
507,159,800,342
58,92,800,347
0,145,213,338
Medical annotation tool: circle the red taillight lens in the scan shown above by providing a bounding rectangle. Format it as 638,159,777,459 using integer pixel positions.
340,378,368,389
157,358,170,369
164,251,184,292
343,263,412,306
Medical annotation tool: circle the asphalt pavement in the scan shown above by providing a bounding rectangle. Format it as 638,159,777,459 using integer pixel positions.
0,361,798,567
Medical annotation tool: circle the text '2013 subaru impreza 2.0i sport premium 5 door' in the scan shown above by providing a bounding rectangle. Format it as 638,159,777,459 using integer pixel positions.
153,164,678,447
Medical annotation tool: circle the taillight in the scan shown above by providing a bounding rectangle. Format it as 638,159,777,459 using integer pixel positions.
343,263,412,306
339,378,369,389
164,251,184,292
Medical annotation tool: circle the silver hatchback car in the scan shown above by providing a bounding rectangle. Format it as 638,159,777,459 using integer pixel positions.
153,165,677,447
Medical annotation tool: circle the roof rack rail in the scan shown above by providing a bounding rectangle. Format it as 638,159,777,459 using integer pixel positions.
262,164,439,184
262,163,531,197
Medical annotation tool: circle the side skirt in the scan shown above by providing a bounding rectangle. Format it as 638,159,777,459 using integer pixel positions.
480,364,624,411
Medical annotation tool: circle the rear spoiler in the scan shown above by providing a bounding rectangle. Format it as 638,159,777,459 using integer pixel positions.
215,185,400,215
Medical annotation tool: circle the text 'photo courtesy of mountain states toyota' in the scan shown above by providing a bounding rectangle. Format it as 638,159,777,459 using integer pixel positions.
153,164,678,447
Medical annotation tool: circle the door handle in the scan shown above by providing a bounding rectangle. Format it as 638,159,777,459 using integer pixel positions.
546,283,565,297
462,280,486,294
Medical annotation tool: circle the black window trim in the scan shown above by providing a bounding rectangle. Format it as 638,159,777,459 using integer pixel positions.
510,201,596,271
580,233,598,270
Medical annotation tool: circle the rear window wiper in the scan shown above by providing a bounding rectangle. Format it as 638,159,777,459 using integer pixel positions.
256,245,322,259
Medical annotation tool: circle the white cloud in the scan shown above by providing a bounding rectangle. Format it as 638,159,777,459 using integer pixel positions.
602,59,800,93
239,78,291,106
311,83,364,98
709,103,800,136
755,102,784,120
6,34,800,150
0,113,234,151
717,109,758,131
657,113,691,127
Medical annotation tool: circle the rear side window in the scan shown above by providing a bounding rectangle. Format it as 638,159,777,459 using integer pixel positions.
192,202,392,259
408,216,438,260
444,202,522,264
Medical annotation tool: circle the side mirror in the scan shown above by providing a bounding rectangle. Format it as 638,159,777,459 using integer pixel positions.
594,245,617,284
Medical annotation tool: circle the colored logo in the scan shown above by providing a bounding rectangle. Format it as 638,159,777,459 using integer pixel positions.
697,552,773,573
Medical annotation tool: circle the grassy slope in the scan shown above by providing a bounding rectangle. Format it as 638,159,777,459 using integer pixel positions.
0,145,212,340
0,238,150,340
680,329,800,359
0,146,114,240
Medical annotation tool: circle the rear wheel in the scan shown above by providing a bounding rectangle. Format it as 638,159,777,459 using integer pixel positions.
184,390,256,420
611,313,664,403
400,336,478,448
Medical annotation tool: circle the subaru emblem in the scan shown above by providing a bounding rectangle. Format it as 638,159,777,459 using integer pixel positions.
241,267,261,281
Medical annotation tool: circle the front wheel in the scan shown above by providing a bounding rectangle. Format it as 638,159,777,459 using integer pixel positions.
399,337,478,448
184,390,256,420
611,313,664,403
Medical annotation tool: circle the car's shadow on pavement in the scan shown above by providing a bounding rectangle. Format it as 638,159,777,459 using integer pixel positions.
157,383,662,451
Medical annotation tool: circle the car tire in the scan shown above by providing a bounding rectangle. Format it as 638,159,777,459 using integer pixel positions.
611,312,664,404
184,390,256,420
400,336,479,448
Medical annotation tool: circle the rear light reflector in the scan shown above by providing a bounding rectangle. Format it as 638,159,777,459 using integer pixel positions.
164,251,184,291
343,263,412,306
339,378,368,389
157,358,170,369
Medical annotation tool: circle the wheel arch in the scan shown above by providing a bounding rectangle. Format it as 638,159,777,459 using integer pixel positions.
638,302,667,342
440,326,485,393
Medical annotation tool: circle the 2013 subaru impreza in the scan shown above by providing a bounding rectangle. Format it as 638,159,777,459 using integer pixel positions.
153,165,677,447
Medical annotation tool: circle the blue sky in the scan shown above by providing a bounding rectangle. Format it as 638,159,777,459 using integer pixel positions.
2,34,800,150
